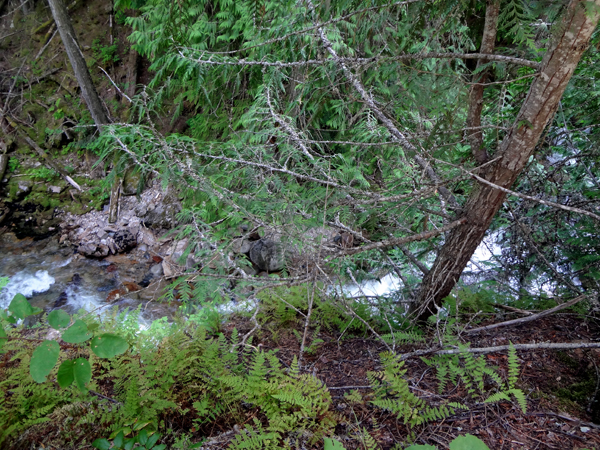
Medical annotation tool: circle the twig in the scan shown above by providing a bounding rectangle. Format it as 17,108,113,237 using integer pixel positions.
231,299,260,352
465,294,587,334
494,304,533,316
328,385,371,390
89,390,121,404
327,218,466,258
35,28,58,60
345,268,393,352
468,170,600,222
98,66,132,103
21,133,82,191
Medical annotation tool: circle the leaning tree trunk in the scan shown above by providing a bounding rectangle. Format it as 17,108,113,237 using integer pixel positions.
413,0,600,320
466,0,500,166
47,0,109,127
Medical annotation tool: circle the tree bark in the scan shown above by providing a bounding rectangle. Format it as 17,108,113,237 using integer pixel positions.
466,0,500,166
47,0,109,127
413,0,600,320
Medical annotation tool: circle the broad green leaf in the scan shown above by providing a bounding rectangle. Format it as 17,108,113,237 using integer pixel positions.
30,340,60,383
145,432,160,448
153,445,166,450
9,293,42,319
1,309,17,324
91,333,129,358
0,324,6,350
61,320,93,343
113,430,125,448
48,309,71,329
110,427,131,440
57,359,75,388
73,357,91,391
124,438,137,450
92,438,111,450
405,446,436,450
324,438,346,450
138,429,148,446
449,435,490,450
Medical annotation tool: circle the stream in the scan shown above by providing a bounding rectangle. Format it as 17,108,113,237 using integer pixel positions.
0,233,176,325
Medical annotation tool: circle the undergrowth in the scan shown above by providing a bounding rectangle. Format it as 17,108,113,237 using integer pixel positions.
0,285,526,449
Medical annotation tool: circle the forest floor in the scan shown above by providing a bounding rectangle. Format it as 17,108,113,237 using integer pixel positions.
214,312,600,450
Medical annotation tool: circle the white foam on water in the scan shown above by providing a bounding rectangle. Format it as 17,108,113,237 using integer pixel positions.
342,272,402,298
0,270,55,308
63,285,104,313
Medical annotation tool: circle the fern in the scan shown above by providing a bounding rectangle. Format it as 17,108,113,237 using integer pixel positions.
368,352,460,426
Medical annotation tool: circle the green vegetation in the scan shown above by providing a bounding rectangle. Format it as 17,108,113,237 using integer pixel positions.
1,0,600,447
0,287,530,449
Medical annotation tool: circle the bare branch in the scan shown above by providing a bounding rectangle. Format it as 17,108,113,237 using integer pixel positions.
327,218,466,259
465,294,588,335
400,340,600,359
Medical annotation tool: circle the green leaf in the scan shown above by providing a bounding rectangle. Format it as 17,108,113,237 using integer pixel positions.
9,293,42,319
405,446,437,450
30,340,60,383
57,359,75,388
91,333,129,358
48,309,71,329
92,438,111,450
324,438,346,450
61,319,93,343
145,432,160,448
0,324,6,350
113,430,125,448
152,445,166,450
449,434,490,450
138,429,148,446
123,437,136,450
73,357,92,391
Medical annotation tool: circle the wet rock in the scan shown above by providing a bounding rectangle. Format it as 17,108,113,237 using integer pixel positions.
106,287,128,302
171,238,189,264
150,263,164,278
48,185,64,194
137,279,169,301
232,237,253,254
162,259,175,277
16,180,32,198
114,229,136,253
97,278,118,292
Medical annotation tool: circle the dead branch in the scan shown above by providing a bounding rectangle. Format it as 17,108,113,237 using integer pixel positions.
465,294,588,335
327,218,466,258
400,340,600,360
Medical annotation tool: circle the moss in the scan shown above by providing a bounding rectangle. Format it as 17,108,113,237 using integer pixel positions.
554,379,595,403
555,351,580,370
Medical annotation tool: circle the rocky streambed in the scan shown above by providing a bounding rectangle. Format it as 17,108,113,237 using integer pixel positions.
0,176,395,324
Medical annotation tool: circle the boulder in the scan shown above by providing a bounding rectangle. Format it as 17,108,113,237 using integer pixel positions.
249,238,286,272
114,229,137,253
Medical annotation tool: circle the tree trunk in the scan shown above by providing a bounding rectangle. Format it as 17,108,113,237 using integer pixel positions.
466,0,499,166
47,0,109,127
413,0,600,320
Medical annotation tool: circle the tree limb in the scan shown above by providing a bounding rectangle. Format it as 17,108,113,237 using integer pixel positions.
400,340,600,360
465,294,588,335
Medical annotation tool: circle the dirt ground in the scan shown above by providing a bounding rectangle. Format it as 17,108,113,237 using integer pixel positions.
217,312,600,450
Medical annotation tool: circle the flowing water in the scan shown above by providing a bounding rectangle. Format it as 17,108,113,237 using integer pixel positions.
0,233,176,325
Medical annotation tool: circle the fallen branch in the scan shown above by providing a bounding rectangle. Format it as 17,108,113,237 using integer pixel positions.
400,340,600,360
21,133,82,191
493,303,533,316
465,294,587,335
